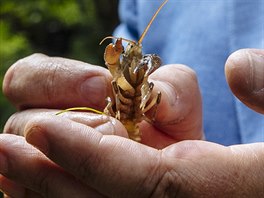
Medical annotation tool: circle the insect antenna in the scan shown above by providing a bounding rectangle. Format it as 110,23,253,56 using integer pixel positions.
56,107,104,115
100,0,168,47
138,0,168,44
99,36,136,45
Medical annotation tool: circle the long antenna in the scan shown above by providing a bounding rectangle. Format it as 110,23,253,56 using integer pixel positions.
138,0,168,44
99,36,136,45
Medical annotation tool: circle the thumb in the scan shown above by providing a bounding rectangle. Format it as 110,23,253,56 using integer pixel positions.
141,64,203,146
23,116,164,197
225,49,264,114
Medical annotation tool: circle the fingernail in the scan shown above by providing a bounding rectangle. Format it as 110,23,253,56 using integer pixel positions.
25,126,49,155
0,153,8,174
80,76,107,106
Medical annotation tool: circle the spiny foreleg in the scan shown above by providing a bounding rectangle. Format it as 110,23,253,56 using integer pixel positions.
142,91,161,123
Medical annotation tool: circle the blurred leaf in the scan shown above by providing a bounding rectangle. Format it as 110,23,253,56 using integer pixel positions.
0,0,119,132
0,20,32,69
0,20,32,131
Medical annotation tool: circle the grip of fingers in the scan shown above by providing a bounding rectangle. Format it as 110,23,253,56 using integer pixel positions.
2,53,112,110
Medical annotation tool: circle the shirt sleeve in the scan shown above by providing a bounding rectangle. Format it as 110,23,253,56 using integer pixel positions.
113,0,139,41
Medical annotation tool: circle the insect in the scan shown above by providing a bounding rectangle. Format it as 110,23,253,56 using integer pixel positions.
57,0,168,142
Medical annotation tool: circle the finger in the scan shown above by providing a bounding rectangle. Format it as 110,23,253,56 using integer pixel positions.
3,53,112,110
0,174,25,198
3,109,128,138
141,64,203,147
225,49,264,114
0,134,105,197
24,115,165,197
0,175,43,198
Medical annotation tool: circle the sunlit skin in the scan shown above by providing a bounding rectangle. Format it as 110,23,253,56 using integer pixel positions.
2,53,203,147
0,49,263,197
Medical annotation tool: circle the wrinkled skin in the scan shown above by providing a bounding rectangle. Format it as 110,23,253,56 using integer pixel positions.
0,49,263,197
225,49,264,114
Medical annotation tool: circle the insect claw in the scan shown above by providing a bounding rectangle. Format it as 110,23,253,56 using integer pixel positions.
116,110,121,120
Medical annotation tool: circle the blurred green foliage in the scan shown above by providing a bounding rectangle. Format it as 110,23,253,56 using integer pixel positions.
0,0,119,134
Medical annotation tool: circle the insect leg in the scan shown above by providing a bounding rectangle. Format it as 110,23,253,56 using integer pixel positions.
140,82,154,110
142,91,161,122
104,96,116,117
112,81,122,120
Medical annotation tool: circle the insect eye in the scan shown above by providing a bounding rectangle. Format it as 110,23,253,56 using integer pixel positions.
127,43,134,48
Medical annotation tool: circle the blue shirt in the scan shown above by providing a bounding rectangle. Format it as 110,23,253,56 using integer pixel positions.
114,0,264,145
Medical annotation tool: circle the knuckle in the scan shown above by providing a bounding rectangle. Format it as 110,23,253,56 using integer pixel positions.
40,57,84,106
41,61,60,103
2,53,48,104
147,152,182,198
34,169,51,197
135,152,170,197
150,169,181,198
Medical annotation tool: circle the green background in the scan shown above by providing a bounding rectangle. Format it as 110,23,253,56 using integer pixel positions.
0,0,119,196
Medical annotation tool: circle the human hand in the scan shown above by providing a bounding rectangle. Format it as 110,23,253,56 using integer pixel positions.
1,50,263,197
1,115,263,197
0,53,202,197
225,48,264,114
2,53,203,148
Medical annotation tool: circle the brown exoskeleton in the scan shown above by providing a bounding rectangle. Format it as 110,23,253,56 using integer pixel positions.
57,0,168,142
100,0,168,141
